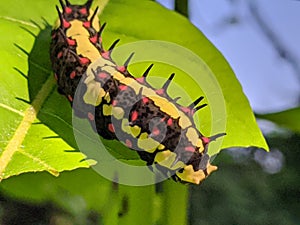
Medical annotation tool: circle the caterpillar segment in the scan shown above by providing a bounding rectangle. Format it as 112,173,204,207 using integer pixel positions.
50,0,225,184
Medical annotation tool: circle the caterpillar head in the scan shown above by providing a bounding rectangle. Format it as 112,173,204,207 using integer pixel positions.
59,0,93,21
175,132,226,184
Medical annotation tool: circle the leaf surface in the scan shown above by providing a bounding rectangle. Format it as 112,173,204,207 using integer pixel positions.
0,0,268,181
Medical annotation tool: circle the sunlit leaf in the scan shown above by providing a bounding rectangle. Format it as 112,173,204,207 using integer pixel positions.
0,0,268,181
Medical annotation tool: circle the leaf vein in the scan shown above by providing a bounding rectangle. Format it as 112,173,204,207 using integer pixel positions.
0,16,38,27
0,103,25,116
0,75,56,181
18,149,59,176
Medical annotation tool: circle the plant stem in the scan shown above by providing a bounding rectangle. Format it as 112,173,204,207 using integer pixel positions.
118,184,155,225
175,0,189,17
160,180,188,225
101,182,120,225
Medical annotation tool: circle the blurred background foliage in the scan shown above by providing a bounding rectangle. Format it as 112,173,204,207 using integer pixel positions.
1,128,299,225
189,131,300,225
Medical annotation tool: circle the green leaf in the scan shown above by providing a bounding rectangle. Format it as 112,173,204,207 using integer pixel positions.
257,107,300,133
0,1,95,181
95,0,268,152
0,169,114,212
0,0,268,181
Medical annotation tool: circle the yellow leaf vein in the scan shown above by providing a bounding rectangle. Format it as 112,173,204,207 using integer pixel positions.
0,76,56,181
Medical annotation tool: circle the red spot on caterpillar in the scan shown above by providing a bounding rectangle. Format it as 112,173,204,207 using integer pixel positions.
88,112,94,121
119,85,127,91
201,137,210,145
79,7,88,15
70,71,76,79
83,21,91,28
62,19,71,29
57,51,63,59
112,100,118,106
98,72,108,79
142,97,149,104
65,7,72,14
108,123,115,133
79,57,90,65
167,118,173,126
160,117,166,123
101,51,111,60
67,38,76,46
156,89,164,95
151,127,160,136
67,95,73,102
131,111,138,122
180,106,193,115
125,139,132,148
117,66,126,73
185,146,195,152
89,35,98,44
136,77,145,83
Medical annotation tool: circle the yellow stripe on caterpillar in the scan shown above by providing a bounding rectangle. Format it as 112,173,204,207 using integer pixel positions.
176,164,218,185
112,107,125,120
154,150,185,170
83,83,105,106
102,104,112,116
186,127,200,147
137,133,160,153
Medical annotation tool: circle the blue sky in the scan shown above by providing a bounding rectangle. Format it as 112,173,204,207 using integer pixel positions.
156,0,300,113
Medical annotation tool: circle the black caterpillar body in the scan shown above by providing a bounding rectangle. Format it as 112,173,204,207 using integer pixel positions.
50,0,225,184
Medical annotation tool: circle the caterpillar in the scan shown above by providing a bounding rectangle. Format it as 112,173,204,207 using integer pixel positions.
50,0,225,184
